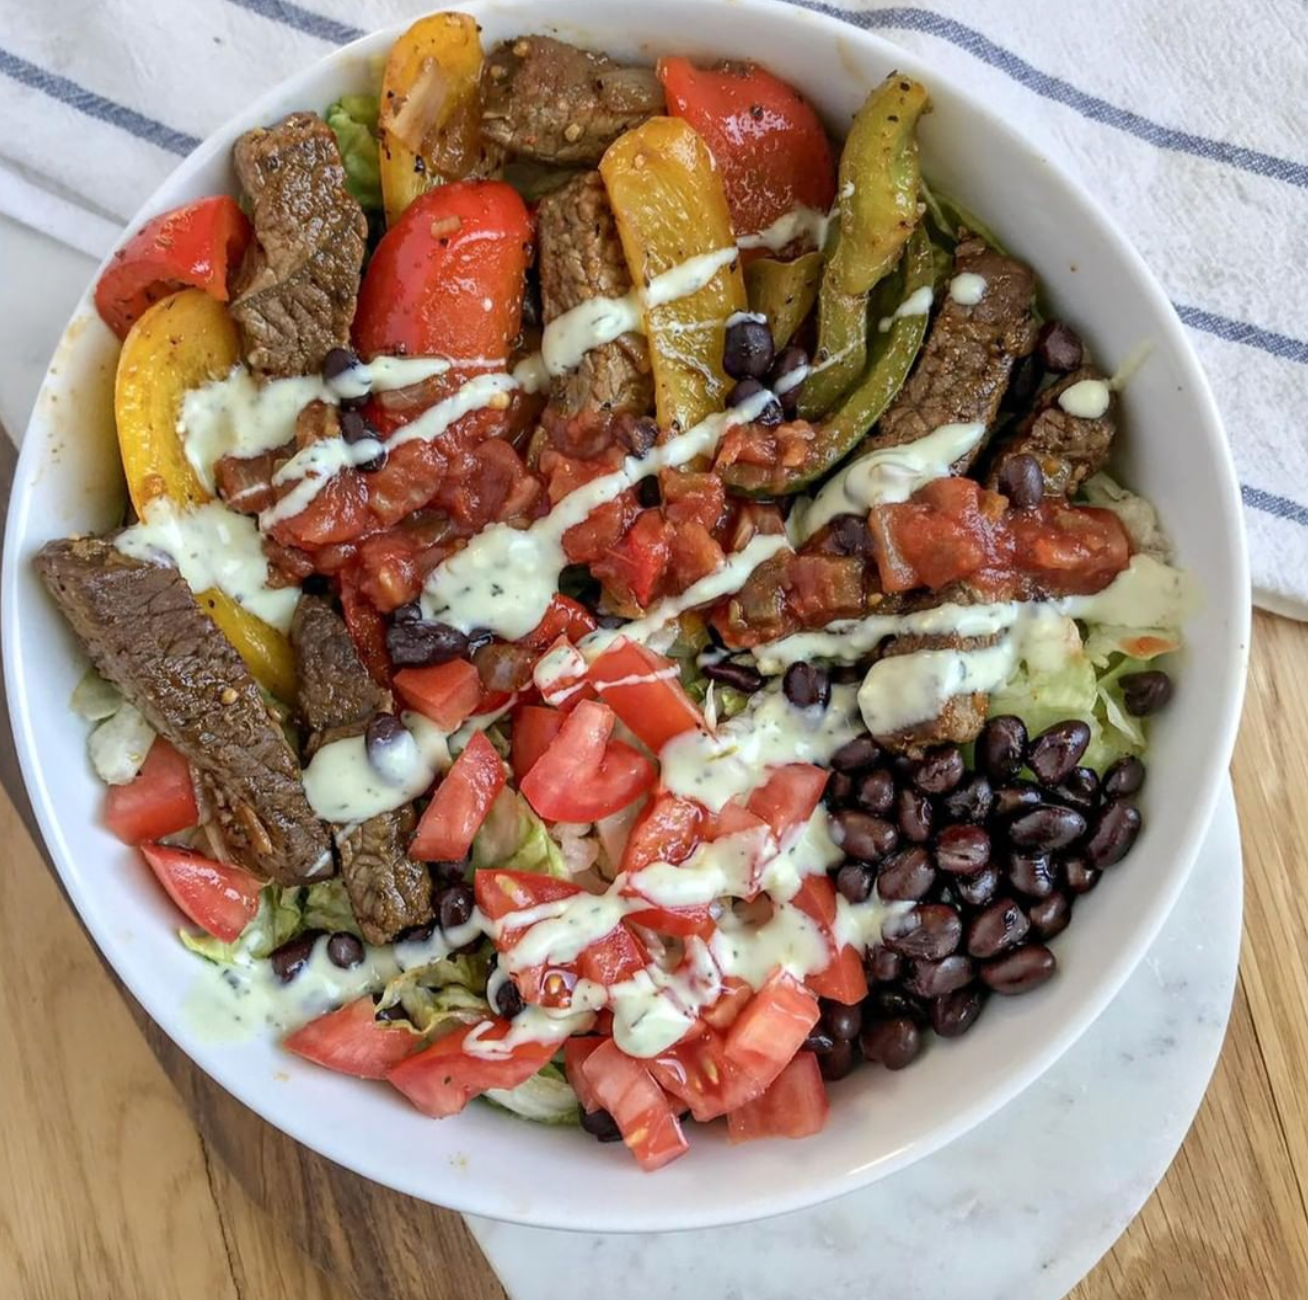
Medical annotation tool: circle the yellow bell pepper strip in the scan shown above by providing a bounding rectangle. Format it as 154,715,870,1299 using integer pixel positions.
744,250,822,351
114,290,297,700
378,12,487,227
600,116,747,434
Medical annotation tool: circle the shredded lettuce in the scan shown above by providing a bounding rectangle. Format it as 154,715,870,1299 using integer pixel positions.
301,877,362,937
180,885,302,963
377,948,492,1031
71,669,123,722
472,788,571,878
88,702,156,785
1079,473,1171,561
326,95,382,211
483,1062,581,1125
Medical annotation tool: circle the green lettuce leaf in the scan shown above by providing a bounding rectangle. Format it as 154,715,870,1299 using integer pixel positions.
301,877,363,937
377,948,493,1031
70,668,123,722
180,885,302,964
483,1062,581,1125
88,702,156,785
1079,473,1171,561
326,95,382,211
472,789,570,878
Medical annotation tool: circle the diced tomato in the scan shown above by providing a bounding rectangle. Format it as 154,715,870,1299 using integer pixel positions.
409,731,505,861
588,641,706,752
621,792,706,874
785,554,867,623
658,58,836,244
724,969,820,1090
267,469,373,550
339,573,393,688
709,801,771,841
746,763,829,839
522,594,600,652
562,493,640,565
394,659,483,729
473,641,537,701
95,196,252,338
104,738,199,844
138,843,262,942
520,699,655,822
474,869,583,922
283,996,423,1079
625,903,717,940
661,470,726,533
592,508,671,607
700,977,754,1031
727,1051,829,1143
510,705,566,781
792,876,868,1005
667,521,726,593
387,1021,556,1118
531,636,591,710
581,1039,690,1171
577,924,649,986
563,1037,607,1113
650,1025,763,1122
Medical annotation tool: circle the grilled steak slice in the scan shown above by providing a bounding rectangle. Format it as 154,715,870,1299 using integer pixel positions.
871,632,995,756
230,112,368,378
987,366,1117,498
537,171,652,420
482,36,663,164
291,596,434,943
35,538,331,884
873,237,1037,466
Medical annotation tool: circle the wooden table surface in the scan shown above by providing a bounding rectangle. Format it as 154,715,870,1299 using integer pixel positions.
3,428,1305,1297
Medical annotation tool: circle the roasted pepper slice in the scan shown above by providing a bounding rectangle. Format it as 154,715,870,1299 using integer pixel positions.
600,116,746,434
798,233,869,420
378,12,487,226
114,290,297,700
745,250,822,350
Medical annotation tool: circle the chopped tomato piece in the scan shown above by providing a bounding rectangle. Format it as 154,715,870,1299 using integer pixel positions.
746,763,829,839
387,1021,556,1118
138,843,261,943
581,1039,690,1171
700,977,754,1031
394,659,483,729
563,1037,607,1113
727,1051,829,1143
474,869,583,923
577,924,649,987
283,997,423,1079
531,636,592,709
588,641,706,751
510,705,566,781
621,792,706,874
409,731,504,861
522,594,600,651
520,699,656,822
650,1024,762,1122
592,508,671,607
661,469,726,533
709,801,771,841
792,876,868,1005
95,196,252,338
104,738,199,845
724,969,820,1090
625,903,717,940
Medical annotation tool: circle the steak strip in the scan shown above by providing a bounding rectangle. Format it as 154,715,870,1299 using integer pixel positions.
36,538,331,884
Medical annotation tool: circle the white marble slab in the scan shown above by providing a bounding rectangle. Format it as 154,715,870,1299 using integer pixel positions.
470,784,1240,1300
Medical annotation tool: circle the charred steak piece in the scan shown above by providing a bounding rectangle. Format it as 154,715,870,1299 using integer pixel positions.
482,36,664,165
987,366,1117,498
291,596,434,944
35,538,331,884
537,170,653,420
871,632,996,756
230,112,368,378
872,237,1038,467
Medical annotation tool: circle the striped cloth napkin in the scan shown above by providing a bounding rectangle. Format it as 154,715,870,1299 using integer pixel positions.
1,0,1304,616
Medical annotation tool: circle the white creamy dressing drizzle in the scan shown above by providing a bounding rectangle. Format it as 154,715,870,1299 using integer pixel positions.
115,497,300,632
259,434,385,529
302,713,451,823
736,204,831,253
799,421,988,540
948,272,988,305
877,284,935,333
1058,377,1113,419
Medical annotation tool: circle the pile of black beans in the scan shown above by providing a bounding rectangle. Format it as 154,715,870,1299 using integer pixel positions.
721,313,809,424
808,673,1170,1080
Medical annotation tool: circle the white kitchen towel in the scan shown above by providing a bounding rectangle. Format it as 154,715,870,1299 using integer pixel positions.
1,0,1304,615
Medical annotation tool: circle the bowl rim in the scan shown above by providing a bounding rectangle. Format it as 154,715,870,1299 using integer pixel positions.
2,0,1250,1231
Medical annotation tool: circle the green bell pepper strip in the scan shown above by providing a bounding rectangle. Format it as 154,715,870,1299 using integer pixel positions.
744,250,823,350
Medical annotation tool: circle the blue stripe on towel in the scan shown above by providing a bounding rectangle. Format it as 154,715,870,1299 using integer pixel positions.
1242,486,1308,528
1174,304,1308,367
222,0,363,45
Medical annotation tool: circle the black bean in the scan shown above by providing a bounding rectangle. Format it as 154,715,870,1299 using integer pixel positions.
931,986,986,1039
1029,720,1091,785
429,856,471,887
495,977,525,1020
1063,854,1101,895
860,1017,921,1070
870,988,929,1025
1028,891,1072,940
520,265,543,331
1084,799,1142,867
1103,756,1146,799
993,782,1042,818
942,775,994,824
769,345,809,416
702,659,764,693
1052,765,1100,813
1008,850,1058,899
1008,353,1042,408
725,377,784,426
896,787,934,843
270,930,323,983
981,944,1057,995
723,314,776,380
877,846,936,901
955,865,1000,908
783,662,830,709
803,1028,835,1056
831,735,882,773
936,824,991,875
436,882,474,931
1038,320,1084,373
906,954,974,999
978,715,1028,781
883,903,962,960
326,932,364,969
835,861,874,904
386,618,469,668
581,1108,623,1143
827,513,874,557
340,406,387,472
365,713,409,779
913,745,965,794
1121,670,1174,716
819,1038,857,1081
1008,805,1087,850
854,769,896,816
832,809,899,862
867,945,903,983
322,346,360,382
392,601,423,624
637,475,662,508
827,772,854,805
997,453,1044,509
823,1002,861,1042
397,921,435,944
966,898,1031,958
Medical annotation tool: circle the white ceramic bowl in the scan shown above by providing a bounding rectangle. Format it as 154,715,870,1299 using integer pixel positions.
2,0,1249,1232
